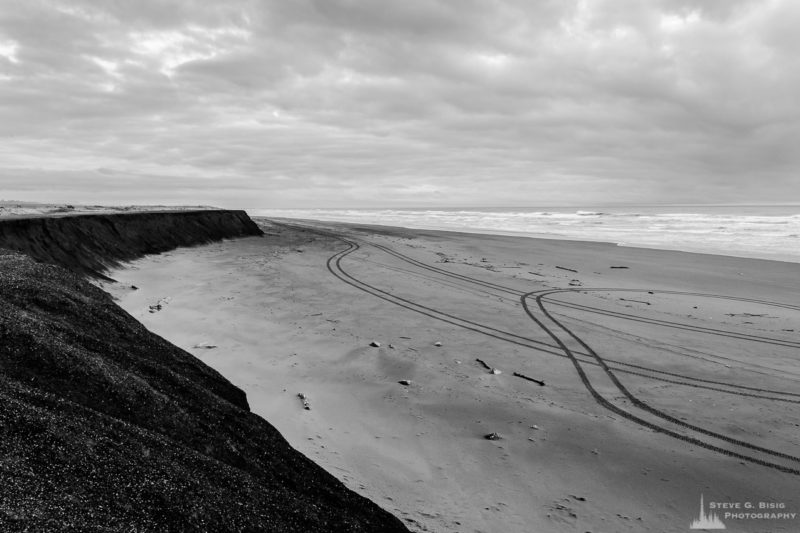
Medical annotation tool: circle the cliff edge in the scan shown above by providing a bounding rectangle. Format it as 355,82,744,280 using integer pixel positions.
0,210,263,278
0,211,409,532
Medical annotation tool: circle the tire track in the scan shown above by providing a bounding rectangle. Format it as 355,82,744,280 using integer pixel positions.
524,288,800,474
338,232,800,470
541,293,800,349
370,239,800,394
312,224,800,471
271,220,800,400
547,306,800,381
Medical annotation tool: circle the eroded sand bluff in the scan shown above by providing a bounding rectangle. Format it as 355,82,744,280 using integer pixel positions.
0,211,408,532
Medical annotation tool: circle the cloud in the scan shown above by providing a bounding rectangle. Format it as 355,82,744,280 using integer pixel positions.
0,0,798,207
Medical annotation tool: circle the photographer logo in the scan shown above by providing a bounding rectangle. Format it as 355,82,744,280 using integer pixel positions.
689,494,725,530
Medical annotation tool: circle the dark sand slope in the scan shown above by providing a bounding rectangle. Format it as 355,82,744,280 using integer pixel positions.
0,210,262,278
0,213,409,532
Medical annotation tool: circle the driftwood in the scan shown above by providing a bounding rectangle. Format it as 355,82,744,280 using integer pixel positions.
297,393,311,410
619,298,650,305
513,372,545,386
476,358,492,370
555,266,577,273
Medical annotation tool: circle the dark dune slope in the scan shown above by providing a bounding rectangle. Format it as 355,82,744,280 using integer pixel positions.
0,210,408,532
0,251,409,532
0,210,263,278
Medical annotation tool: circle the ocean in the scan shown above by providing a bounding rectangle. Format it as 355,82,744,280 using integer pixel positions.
251,205,800,264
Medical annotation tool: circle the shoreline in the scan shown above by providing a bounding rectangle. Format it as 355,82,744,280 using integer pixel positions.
105,218,800,533
271,215,800,266
258,212,800,264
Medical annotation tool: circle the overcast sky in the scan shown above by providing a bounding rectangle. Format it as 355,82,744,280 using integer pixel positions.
0,0,798,208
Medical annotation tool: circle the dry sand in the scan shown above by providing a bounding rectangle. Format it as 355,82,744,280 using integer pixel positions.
104,218,800,533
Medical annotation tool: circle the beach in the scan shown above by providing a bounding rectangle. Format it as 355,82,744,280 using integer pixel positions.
0,211,409,532
105,218,800,533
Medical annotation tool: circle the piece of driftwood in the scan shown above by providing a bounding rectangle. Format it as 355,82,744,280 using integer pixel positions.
476,358,492,370
619,298,650,305
513,372,545,386
297,393,311,410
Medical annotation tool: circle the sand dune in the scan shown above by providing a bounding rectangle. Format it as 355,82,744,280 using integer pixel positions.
106,218,800,533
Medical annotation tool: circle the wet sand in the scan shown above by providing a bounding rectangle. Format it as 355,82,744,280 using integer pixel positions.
104,218,800,533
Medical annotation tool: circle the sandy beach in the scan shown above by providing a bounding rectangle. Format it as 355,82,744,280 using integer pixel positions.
104,218,800,533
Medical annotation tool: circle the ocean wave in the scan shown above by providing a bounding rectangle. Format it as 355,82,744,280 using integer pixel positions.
252,207,800,262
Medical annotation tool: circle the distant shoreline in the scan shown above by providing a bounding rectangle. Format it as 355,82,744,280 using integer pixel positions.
255,215,800,265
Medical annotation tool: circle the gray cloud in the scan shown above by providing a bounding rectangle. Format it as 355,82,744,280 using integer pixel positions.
0,0,798,207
